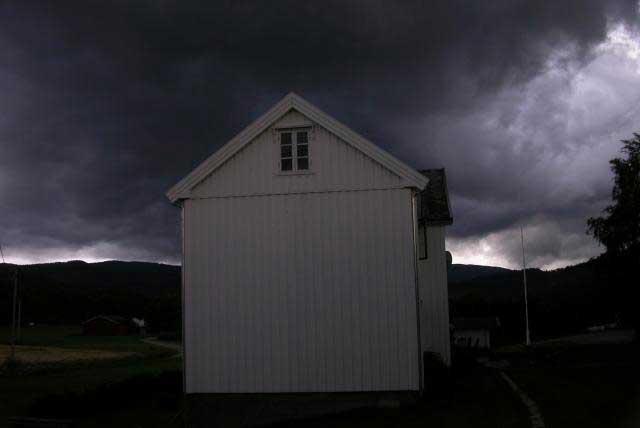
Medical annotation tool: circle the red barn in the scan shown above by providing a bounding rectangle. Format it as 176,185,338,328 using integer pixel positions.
82,315,131,336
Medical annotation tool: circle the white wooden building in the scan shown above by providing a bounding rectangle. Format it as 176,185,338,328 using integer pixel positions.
452,318,500,349
167,93,453,393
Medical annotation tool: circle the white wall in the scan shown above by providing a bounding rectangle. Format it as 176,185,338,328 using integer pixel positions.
183,188,420,393
417,226,451,366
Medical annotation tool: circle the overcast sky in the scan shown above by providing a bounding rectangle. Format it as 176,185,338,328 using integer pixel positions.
1,1,639,269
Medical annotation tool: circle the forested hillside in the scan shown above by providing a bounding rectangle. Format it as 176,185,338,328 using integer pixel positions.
449,256,618,343
0,261,180,332
0,257,619,342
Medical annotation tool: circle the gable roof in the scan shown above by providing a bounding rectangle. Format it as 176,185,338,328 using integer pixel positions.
166,93,428,203
418,169,453,226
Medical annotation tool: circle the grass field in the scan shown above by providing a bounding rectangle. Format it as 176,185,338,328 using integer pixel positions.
2,326,638,428
504,341,640,428
0,325,166,355
510,366,640,428
0,344,135,363
0,325,181,428
269,341,640,428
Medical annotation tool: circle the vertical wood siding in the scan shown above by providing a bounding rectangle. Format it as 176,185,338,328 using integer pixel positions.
191,112,405,198
417,226,451,366
183,189,419,392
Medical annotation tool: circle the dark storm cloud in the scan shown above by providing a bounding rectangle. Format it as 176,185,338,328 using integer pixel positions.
0,1,638,266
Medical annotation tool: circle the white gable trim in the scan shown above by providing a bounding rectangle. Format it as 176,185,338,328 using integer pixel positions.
167,93,428,203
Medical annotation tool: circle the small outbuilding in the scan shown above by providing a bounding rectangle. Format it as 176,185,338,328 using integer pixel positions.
82,315,131,336
452,317,500,349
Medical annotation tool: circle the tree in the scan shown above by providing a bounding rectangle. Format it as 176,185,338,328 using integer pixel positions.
588,134,640,255
587,133,640,331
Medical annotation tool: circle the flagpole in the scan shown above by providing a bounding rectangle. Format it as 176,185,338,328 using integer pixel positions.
10,267,18,360
520,226,531,346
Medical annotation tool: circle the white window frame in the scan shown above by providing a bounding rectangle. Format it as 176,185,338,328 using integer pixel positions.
274,126,313,175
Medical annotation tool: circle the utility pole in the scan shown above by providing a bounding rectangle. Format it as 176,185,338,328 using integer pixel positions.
520,226,531,346
17,297,22,344
10,267,18,360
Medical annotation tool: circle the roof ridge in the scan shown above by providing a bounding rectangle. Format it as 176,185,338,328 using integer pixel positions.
166,93,428,203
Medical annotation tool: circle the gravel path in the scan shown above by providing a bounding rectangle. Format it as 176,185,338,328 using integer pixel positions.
500,371,545,428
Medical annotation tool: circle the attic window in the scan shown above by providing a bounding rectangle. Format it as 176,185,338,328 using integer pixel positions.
279,128,310,172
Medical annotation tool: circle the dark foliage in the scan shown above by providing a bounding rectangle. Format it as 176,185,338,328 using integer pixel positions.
450,135,640,342
0,256,625,346
587,134,640,331
448,264,514,283
422,352,452,399
587,134,640,255
449,256,619,344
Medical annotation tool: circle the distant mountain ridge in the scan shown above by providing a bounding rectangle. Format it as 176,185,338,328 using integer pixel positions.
448,256,617,341
0,257,614,341
0,260,179,295
448,264,514,283
0,260,180,329
1,260,514,294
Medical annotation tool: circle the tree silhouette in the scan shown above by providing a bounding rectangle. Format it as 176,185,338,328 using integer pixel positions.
588,134,640,255
587,133,640,333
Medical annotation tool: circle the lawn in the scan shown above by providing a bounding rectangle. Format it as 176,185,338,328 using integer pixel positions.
0,344,135,363
3,326,637,428
262,341,640,428
0,325,181,428
0,328,529,428
504,342,640,428
0,325,166,356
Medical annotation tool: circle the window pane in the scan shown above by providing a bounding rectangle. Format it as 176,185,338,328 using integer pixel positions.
297,157,309,170
297,144,308,157
281,159,293,171
281,132,292,145
281,145,292,158
296,131,308,144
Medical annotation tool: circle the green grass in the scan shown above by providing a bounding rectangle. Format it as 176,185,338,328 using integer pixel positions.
0,325,80,344
0,325,181,427
505,343,640,428
509,366,639,428
268,343,640,428
5,326,637,428
0,356,182,427
0,325,168,357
